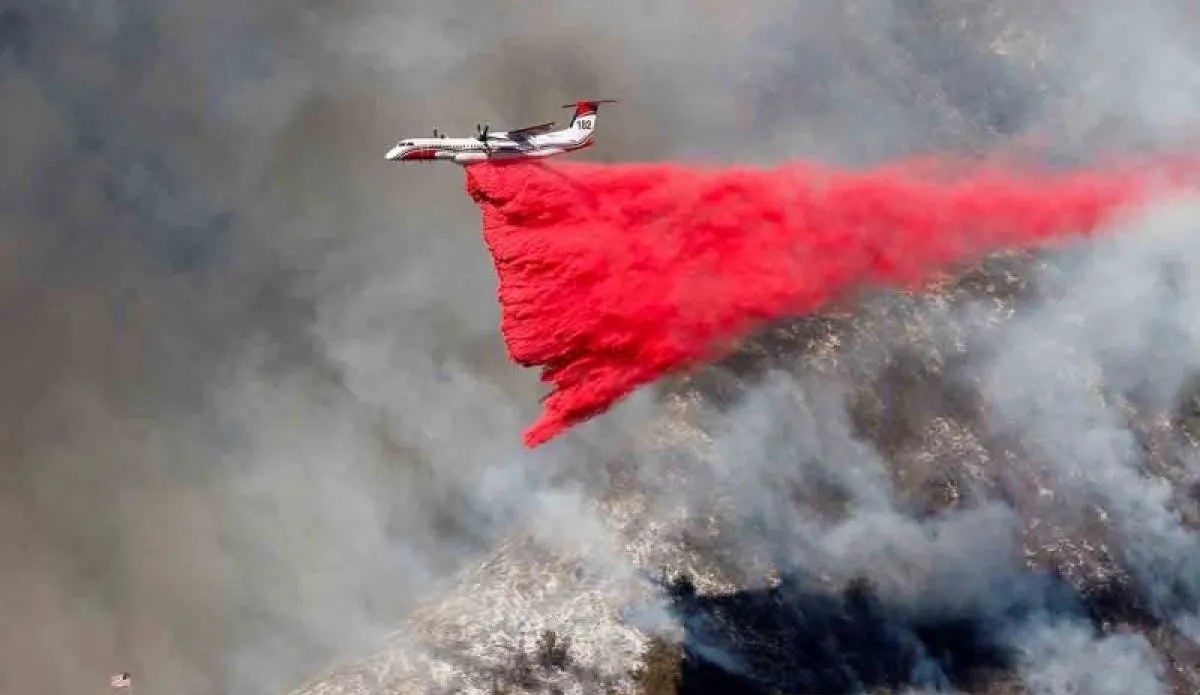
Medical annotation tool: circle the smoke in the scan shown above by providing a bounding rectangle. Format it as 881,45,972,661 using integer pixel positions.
672,199,1200,693
1011,621,1167,695
976,198,1200,637
0,3,623,694
630,366,1179,694
8,2,1200,695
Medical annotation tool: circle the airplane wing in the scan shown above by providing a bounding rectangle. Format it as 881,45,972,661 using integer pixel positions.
504,121,556,138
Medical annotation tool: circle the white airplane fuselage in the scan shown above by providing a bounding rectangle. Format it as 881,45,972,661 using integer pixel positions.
385,102,605,166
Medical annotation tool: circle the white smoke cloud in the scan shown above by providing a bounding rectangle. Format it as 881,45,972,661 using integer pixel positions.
1009,621,1167,695
976,198,1200,634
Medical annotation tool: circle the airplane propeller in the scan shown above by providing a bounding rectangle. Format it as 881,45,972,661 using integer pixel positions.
475,122,492,152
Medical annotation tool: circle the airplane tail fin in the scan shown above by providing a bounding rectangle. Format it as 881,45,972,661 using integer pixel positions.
562,99,617,130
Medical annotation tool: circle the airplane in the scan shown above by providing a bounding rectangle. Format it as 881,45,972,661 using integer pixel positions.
385,99,617,165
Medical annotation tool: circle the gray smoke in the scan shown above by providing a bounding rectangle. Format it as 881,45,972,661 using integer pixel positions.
977,198,1200,634
7,2,1200,695
651,364,1177,693
1012,620,1168,695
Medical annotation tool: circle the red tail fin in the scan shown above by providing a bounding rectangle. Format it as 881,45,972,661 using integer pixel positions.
562,99,618,123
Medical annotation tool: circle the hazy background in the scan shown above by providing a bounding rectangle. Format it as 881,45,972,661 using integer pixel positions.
5,2,1200,694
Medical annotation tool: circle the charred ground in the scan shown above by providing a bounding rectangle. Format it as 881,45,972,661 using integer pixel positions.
646,249,1200,694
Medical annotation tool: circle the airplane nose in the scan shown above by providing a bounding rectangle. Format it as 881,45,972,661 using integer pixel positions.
385,146,402,161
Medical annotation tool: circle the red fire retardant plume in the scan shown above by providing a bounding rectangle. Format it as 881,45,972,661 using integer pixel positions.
465,157,1199,447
